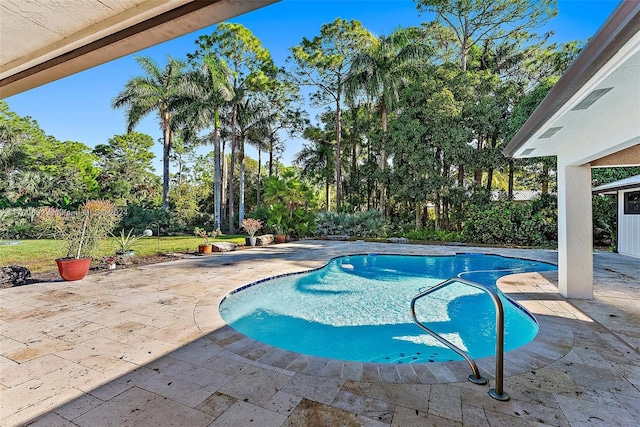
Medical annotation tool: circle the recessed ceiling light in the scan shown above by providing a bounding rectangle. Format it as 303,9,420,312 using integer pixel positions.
538,127,563,139
571,87,613,110
521,148,536,156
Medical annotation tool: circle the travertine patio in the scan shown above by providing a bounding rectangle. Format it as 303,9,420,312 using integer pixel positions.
1,240,638,426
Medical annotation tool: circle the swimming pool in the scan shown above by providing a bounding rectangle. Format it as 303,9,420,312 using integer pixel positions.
219,254,557,364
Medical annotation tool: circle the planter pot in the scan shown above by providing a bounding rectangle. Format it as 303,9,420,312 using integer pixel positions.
56,258,92,281
245,237,257,247
116,250,135,257
275,234,286,244
198,244,213,254
108,263,116,270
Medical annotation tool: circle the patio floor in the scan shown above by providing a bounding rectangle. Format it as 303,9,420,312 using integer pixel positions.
1,240,638,426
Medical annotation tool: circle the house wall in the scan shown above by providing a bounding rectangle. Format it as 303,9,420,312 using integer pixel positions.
618,188,640,258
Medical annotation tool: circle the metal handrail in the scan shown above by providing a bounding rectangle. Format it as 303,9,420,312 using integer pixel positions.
410,277,510,401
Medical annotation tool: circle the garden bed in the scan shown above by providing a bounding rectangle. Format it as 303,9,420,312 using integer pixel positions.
3,253,187,288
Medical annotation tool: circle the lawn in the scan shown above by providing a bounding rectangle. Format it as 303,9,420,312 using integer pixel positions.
0,235,246,273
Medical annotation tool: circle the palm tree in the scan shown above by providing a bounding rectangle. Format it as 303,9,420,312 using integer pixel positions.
172,56,233,230
345,28,425,216
112,56,188,211
236,95,273,223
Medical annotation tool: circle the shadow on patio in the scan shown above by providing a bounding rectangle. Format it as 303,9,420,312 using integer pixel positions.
1,241,638,426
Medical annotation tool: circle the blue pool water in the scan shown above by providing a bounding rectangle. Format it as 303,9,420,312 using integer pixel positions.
220,254,557,364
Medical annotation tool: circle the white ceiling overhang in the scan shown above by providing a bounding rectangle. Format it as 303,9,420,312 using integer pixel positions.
503,1,640,167
0,0,279,98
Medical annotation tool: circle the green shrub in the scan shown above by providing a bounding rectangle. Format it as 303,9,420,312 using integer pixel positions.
120,205,184,236
462,196,557,246
261,169,318,238
402,227,461,242
0,207,38,239
315,210,388,238
247,205,271,230
592,194,616,248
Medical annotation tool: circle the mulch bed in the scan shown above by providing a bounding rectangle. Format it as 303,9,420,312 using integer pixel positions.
4,254,190,288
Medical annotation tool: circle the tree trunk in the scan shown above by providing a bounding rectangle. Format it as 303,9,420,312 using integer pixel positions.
379,104,388,217
542,162,549,193
239,135,245,225
508,160,514,200
257,149,262,206
474,137,484,186
325,181,330,211
415,203,422,229
335,96,343,211
176,153,183,185
442,161,450,231
435,193,441,231
486,135,497,192
348,105,359,209
486,168,494,192
268,137,274,177
229,103,237,233
461,45,468,72
442,197,450,231
222,139,227,223
457,163,464,228
214,125,221,231
161,113,171,211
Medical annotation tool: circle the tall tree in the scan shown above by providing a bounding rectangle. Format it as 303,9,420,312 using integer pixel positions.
345,27,425,216
93,132,160,207
190,23,275,232
414,0,557,71
173,55,233,230
287,18,373,211
236,95,269,223
0,101,32,188
112,56,188,210
295,126,335,210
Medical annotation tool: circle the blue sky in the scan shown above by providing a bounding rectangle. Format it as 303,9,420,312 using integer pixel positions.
4,0,621,173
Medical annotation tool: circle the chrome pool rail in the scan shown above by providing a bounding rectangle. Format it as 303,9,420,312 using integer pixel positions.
410,277,510,401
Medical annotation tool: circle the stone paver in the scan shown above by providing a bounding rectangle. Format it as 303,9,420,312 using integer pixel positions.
0,241,638,426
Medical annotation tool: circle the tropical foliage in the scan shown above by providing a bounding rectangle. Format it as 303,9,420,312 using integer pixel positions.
3,2,635,251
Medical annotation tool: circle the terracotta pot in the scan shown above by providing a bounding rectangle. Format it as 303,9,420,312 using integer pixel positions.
55,258,92,281
275,234,286,244
198,244,213,254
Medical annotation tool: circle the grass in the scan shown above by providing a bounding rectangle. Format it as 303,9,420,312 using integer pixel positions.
0,235,246,273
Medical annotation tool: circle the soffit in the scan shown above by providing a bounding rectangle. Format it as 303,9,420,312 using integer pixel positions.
0,0,279,98
504,1,640,166
509,39,640,163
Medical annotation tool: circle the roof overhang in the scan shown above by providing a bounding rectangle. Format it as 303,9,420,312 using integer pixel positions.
503,1,640,167
592,174,640,194
0,0,279,98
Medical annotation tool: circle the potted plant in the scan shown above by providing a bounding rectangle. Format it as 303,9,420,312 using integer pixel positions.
273,224,286,243
194,227,221,254
36,200,121,281
267,206,288,244
241,218,263,246
112,228,144,256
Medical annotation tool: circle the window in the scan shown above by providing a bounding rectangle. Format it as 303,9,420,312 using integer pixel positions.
624,191,640,215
